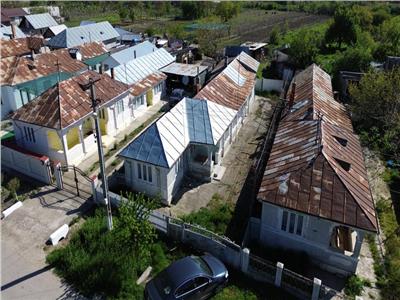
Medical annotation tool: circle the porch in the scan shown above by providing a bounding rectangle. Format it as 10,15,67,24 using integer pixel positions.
187,144,214,180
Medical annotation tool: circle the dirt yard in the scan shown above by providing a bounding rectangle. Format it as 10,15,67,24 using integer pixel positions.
160,95,274,219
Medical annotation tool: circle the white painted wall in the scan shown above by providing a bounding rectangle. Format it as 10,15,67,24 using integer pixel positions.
256,78,283,93
1,86,16,119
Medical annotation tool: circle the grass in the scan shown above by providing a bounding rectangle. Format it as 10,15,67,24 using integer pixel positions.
64,13,121,27
181,193,234,235
212,285,257,300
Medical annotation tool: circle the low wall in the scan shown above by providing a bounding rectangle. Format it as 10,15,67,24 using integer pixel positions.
256,78,283,93
2,143,52,184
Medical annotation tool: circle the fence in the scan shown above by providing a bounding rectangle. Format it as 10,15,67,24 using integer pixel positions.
256,78,284,93
1,142,52,184
93,185,344,300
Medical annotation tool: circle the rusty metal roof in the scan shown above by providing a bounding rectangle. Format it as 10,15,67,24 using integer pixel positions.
130,71,166,97
1,8,27,23
195,52,258,111
0,36,44,58
258,118,377,232
0,47,87,86
76,41,108,61
11,70,130,129
283,64,353,130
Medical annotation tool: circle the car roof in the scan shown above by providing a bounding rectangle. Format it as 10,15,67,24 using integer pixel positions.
162,256,210,290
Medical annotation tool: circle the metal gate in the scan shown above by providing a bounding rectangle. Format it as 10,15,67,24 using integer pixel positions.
60,165,93,198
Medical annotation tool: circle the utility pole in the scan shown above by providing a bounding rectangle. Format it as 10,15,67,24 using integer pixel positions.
88,77,113,230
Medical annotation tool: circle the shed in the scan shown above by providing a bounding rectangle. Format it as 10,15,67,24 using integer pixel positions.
19,13,58,35
43,24,67,39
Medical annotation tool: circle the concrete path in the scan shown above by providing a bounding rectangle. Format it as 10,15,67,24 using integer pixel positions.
1,186,91,300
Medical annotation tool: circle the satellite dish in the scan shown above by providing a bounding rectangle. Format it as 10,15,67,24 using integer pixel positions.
182,76,189,85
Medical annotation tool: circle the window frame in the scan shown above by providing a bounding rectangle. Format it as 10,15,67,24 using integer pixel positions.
281,210,304,236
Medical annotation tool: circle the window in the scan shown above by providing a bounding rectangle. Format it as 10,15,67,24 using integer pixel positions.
23,126,35,143
137,163,142,179
154,82,163,94
333,136,348,147
135,95,144,108
116,100,124,114
148,166,152,182
176,280,196,298
143,165,147,181
281,211,304,236
137,163,152,183
20,89,29,105
334,158,351,171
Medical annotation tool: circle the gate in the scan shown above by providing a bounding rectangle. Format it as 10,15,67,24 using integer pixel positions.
60,165,93,198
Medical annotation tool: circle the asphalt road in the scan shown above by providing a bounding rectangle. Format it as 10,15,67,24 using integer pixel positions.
1,186,90,300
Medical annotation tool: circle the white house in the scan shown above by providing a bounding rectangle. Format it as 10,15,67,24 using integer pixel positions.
118,97,237,204
252,64,378,276
10,70,133,166
119,52,260,204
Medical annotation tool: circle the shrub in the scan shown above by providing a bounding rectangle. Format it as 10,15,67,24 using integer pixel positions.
344,275,371,298
7,178,20,200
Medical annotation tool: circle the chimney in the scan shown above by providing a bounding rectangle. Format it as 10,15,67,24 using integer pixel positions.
134,50,136,59
288,81,296,108
10,24,16,39
111,68,115,79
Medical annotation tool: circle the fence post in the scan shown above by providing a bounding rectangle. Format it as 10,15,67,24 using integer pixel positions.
275,262,284,287
311,278,321,300
55,162,63,190
91,176,98,203
240,248,250,272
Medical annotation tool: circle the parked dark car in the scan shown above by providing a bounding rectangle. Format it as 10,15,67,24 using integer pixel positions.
145,254,228,300
169,88,187,107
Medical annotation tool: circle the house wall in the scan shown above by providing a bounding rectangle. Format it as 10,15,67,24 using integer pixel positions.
1,85,15,118
13,120,51,156
258,201,360,276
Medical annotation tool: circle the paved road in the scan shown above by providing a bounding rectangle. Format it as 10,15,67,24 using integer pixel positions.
1,186,91,300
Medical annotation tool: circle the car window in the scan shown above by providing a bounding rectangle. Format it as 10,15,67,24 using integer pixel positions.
193,276,209,288
175,279,196,298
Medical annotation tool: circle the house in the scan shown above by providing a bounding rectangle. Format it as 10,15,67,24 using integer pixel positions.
114,27,143,45
252,64,377,276
102,41,157,71
0,36,44,58
338,71,364,102
43,24,67,39
46,21,119,49
1,8,28,26
10,71,131,166
75,41,110,72
119,52,259,204
160,63,208,96
240,42,267,61
19,13,58,35
22,6,62,21
118,97,237,204
1,48,87,119
0,24,26,39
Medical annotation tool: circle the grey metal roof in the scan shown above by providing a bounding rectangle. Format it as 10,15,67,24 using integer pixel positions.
0,25,25,39
46,24,67,36
114,48,175,85
80,20,96,26
46,21,119,48
119,97,237,168
161,63,208,77
24,13,58,29
102,41,157,69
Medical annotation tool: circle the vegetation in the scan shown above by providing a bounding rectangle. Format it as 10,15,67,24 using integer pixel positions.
215,1,240,23
212,285,257,300
344,275,371,299
181,193,234,235
46,193,164,298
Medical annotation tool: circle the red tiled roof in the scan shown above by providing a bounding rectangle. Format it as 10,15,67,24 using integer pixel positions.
195,52,258,111
283,64,353,131
258,119,377,232
11,70,130,129
77,41,108,61
0,48,87,86
130,71,166,97
0,36,44,58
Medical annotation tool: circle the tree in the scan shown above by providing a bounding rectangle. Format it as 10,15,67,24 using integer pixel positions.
180,2,209,20
288,28,323,69
167,24,185,39
349,69,400,161
215,1,239,23
352,5,373,30
145,26,155,37
128,9,135,23
269,26,281,45
374,16,400,61
325,6,358,48
118,7,128,21
196,29,219,58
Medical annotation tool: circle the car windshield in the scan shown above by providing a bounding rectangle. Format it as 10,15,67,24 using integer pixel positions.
192,256,212,275
154,271,172,296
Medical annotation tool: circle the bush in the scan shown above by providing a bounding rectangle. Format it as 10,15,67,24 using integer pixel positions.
344,275,371,298
7,178,20,200
213,285,257,300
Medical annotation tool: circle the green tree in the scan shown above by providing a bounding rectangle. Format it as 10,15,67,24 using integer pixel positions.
180,2,209,20
215,1,239,23
352,5,373,30
196,29,219,58
288,28,323,69
374,16,400,61
145,26,155,37
128,9,135,23
325,6,358,48
167,24,185,39
349,69,400,161
118,7,128,21
269,26,281,45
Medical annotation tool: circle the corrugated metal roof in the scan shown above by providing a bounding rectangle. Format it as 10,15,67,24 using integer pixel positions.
119,97,236,168
0,25,26,39
77,41,108,61
47,21,119,48
161,63,208,77
47,24,67,36
80,20,96,26
24,13,58,29
102,41,157,69
114,48,175,85
283,64,353,130
195,52,258,111
130,71,167,97
11,70,130,129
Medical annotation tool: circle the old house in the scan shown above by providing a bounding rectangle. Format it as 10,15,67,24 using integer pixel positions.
0,47,87,118
43,24,67,39
46,21,119,49
1,8,28,26
119,52,259,204
160,62,208,96
10,71,131,166
19,13,58,35
251,64,377,276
